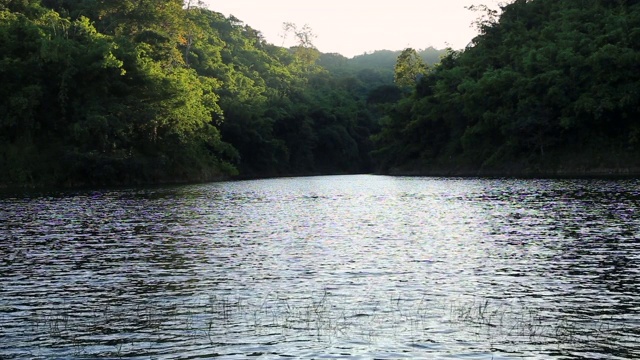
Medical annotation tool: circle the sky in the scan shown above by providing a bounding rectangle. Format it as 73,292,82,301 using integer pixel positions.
202,0,501,58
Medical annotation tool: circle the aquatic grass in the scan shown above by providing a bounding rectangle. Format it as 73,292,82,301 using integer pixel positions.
446,297,640,354
13,292,640,358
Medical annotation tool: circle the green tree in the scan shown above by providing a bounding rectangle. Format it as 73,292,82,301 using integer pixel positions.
375,0,640,175
394,48,427,87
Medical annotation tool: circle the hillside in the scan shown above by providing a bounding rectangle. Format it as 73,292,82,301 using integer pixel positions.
374,0,640,177
3,0,637,188
0,0,410,186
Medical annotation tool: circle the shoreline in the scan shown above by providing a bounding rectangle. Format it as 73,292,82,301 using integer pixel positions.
2,167,639,193
384,167,640,180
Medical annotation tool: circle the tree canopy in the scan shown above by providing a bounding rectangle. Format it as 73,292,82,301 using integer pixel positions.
0,0,402,186
2,0,638,187
374,0,640,176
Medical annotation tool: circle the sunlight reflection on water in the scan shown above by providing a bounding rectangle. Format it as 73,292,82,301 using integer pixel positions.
1,175,639,359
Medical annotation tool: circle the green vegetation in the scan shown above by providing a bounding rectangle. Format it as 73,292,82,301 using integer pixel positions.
24,291,631,358
1,0,234,186
393,48,428,88
374,0,640,176
2,0,639,187
0,0,407,186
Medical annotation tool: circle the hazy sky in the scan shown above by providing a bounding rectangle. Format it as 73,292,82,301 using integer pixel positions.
202,1,500,58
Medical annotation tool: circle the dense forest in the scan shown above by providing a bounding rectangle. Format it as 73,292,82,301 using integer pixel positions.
374,0,640,176
0,0,431,186
1,0,639,187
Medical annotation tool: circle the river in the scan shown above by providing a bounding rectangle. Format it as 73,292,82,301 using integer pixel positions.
1,175,639,359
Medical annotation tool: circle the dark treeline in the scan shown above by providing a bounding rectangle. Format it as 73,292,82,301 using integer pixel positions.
2,0,639,187
0,0,427,186
375,0,640,176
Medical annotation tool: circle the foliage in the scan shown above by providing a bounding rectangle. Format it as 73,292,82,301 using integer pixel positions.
375,0,640,175
394,48,428,87
0,0,406,186
0,0,236,186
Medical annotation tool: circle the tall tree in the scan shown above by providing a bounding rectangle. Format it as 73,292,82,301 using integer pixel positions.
394,48,427,87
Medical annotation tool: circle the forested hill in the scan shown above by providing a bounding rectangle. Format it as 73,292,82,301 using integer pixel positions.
374,0,640,176
3,0,640,188
0,0,409,187
318,48,446,83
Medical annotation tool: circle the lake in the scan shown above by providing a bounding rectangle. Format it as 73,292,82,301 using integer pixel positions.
1,175,639,359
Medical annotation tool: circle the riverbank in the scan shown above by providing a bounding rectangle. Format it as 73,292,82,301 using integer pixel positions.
3,153,639,191
386,165,640,179
383,148,640,179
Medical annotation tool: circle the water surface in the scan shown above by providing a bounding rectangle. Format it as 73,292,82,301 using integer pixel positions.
1,175,639,359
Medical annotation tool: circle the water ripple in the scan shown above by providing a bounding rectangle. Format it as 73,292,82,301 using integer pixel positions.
1,175,639,359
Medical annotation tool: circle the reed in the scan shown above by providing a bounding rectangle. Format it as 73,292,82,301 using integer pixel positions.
15,292,638,358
